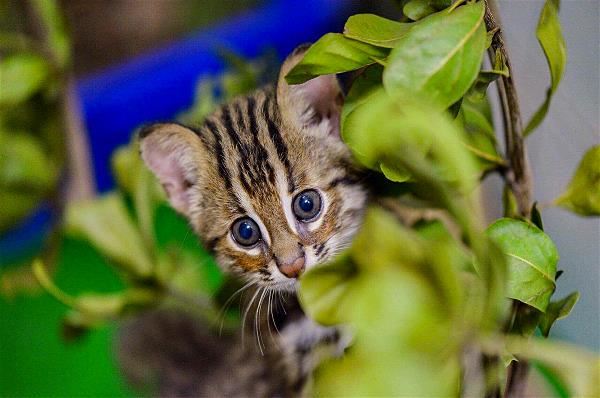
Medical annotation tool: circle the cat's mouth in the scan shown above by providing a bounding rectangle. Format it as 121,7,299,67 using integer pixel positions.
269,279,299,293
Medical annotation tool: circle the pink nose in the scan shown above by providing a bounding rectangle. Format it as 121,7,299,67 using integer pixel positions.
278,255,306,279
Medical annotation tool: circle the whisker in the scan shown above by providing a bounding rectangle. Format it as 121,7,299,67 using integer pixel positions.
241,286,261,349
278,290,288,314
218,280,256,335
266,288,275,344
255,287,268,356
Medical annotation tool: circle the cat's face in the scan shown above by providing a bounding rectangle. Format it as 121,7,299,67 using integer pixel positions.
140,46,367,291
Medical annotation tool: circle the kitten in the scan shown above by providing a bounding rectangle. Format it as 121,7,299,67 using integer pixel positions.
118,45,367,396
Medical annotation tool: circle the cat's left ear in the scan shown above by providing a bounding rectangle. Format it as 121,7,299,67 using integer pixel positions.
277,44,344,137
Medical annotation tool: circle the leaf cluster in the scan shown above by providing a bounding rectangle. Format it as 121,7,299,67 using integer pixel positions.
31,52,275,339
286,0,598,395
0,0,71,232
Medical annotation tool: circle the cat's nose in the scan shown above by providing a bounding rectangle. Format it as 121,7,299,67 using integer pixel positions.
278,254,305,279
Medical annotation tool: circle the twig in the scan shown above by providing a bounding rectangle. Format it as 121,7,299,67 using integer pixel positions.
484,0,533,218
484,2,534,397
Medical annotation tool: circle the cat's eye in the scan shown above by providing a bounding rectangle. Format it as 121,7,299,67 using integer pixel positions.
231,217,261,247
293,189,322,221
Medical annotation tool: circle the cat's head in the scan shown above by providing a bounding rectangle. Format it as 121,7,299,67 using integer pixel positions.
140,46,367,291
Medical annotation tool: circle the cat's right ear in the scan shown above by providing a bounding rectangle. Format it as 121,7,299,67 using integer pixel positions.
138,123,203,217
277,44,344,137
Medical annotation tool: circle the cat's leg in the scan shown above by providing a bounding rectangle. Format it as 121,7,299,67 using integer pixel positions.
277,316,351,395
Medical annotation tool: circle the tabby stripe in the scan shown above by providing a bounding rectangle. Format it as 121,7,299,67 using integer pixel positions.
238,161,253,195
326,175,360,190
247,97,276,185
222,106,248,164
204,119,233,190
263,95,295,193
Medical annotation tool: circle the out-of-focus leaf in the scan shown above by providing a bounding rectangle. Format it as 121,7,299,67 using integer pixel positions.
285,33,388,84
0,53,50,106
0,192,41,233
30,0,71,67
0,132,59,231
298,256,357,326
533,361,570,398
343,88,479,195
177,79,217,124
112,141,165,248
403,0,452,20
343,14,412,48
302,207,464,396
403,0,434,21
483,336,599,398
111,144,140,195
65,193,154,277
539,291,579,337
555,145,600,216
486,218,558,312
0,133,58,190
383,1,486,109
523,0,566,136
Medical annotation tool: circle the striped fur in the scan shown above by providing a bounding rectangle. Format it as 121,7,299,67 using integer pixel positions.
130,45,368,396
140,49,367,292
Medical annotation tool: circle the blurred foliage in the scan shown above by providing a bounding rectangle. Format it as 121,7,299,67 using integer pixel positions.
18,0,599,396
555,145,600,216
0,0,70,233
288,0,598,396
31,50,276,338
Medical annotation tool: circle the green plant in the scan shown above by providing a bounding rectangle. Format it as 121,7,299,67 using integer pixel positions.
30,1,599,396
286,0,598,396
0,0,71,233
31,52,275,337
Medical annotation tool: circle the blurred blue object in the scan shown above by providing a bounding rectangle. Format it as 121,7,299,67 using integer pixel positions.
79,0,356,192
0,0,357,265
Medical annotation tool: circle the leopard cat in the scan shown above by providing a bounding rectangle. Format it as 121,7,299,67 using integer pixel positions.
117,44,368,397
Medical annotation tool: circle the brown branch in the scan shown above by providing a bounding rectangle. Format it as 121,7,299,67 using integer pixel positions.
484,2,534,398
484,0,533,218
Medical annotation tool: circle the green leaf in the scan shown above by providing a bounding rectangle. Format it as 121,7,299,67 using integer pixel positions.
0,53,50,106
0,132,60,231
285,33,388,84
383,1,487,109
342,89,479,194
403,0,438,21
30,0,71,67
301,207,464,396
523,0,567,136
341,64,383,129
539,291,579,337
65,193,154,277
486,218,558,312
533,361,570,398
483,336,599,398
555,145,600,216
343,14,412,48
298,256,357,326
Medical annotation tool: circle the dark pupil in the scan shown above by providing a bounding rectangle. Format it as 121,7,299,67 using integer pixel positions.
238,222,254,240
299,195,314,212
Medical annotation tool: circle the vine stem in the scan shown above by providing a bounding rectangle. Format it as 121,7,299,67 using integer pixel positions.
484,1,534,397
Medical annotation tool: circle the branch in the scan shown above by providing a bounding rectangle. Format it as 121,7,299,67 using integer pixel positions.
484,2,534,397
484,0,533,218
